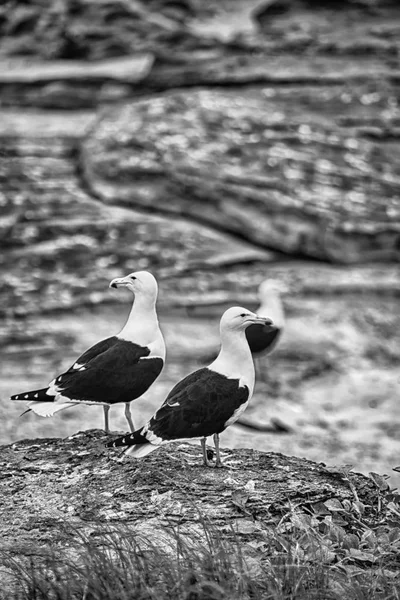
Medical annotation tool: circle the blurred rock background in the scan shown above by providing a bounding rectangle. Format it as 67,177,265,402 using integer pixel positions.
1,0,399,482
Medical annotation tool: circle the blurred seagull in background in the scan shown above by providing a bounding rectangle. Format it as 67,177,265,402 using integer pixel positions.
11,271,165,434
107,306,274,467
245,279,288,382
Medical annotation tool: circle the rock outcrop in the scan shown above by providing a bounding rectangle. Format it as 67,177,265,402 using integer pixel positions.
82,87,400,262
0,430,381,551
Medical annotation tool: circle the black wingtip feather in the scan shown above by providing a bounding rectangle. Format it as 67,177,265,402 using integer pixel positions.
106,436,126,448
106,428,148,448
11,388,51,402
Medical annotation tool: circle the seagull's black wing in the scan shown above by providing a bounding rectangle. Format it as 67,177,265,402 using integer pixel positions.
65,336,120,371
52,338,163,404
147,367,249,440
245,324,281,355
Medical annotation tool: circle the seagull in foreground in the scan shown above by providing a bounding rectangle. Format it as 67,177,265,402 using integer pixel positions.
245,279,287,382
11,271,165,434
107,306,274,467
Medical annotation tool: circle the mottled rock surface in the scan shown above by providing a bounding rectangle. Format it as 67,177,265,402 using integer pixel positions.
82,87,400,262
1,0,400,107
0,429,379,550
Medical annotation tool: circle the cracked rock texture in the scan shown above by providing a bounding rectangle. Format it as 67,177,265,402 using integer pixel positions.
0,430,379,551
82,87,400,262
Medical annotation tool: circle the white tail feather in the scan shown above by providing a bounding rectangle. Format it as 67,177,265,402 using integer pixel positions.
27,401,77,417
124,443,159,458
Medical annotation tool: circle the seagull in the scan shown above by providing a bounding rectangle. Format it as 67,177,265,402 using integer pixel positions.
11,271,165,434
107,306,274,467
245,279,287,382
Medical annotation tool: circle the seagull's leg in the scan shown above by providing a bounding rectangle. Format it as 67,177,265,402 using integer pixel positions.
201,437,213,467
124,402,135,433
213,433,223,468
103,405,110,434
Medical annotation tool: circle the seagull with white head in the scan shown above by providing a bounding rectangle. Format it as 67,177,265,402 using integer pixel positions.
107,306,274,467
245,279,287,381
11,271,165,434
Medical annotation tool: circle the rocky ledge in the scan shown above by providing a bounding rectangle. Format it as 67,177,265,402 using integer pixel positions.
0,429,390,552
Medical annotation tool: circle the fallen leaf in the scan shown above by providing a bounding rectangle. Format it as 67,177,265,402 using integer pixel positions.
343,534,359,550
231,490,250,512
348,548,376,563
233,519,260,535
321,519,346,544
311,501,331,516
352,501,365,516
387,502,400,518
388,527,400,543
306,544,336,564
369,472,390,491
324,464,354,477
324,498,344,512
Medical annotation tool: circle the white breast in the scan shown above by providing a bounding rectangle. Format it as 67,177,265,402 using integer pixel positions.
140,330,166,361
209,354,255,398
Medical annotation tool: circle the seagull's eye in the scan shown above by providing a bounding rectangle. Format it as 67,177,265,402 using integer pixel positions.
130,276,136,280
240,313,247,318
